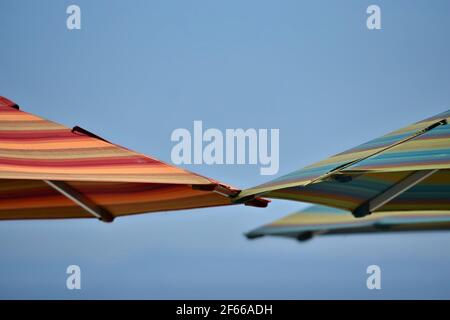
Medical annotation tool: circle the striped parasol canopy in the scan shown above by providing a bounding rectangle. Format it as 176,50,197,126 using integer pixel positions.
246,205,450,242
237,109,450,218
0,96,267,222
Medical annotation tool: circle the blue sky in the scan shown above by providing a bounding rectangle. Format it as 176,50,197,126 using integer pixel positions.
1,0,450,299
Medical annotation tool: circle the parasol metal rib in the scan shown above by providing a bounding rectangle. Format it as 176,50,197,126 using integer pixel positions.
231,194,269,207
213,186,269,207
296,231,316,242
352,169,438,218
44,180,115,223
308,118,447,186
213,185,239,197
72,126,110,143
193,184,269,207
243,197,270,208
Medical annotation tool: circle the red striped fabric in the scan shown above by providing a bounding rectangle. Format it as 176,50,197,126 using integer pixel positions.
0,96,257,221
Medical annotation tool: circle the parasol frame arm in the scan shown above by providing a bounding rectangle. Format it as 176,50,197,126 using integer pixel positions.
352,169,438,218
308,118,447,186
0,96,20,109
296,231,316,242
71,126,110,143
232,194,257,204
191,183,238,197
44,180,115,223
192,184,270,208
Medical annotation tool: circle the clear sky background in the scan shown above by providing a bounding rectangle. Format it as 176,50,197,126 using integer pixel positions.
1,0,450,299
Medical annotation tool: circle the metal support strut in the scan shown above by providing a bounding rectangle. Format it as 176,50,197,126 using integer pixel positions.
352,169,438,218
44,180,115,222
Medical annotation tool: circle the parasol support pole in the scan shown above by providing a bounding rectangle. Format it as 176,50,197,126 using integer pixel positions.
44,180,115,223
352,169,438,218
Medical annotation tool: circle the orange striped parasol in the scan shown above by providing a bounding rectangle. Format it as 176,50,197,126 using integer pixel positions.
0,96,267,222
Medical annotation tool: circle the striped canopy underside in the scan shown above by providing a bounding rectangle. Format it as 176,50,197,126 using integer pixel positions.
240,109,450,213
246,205,450,240
0,96,236,220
